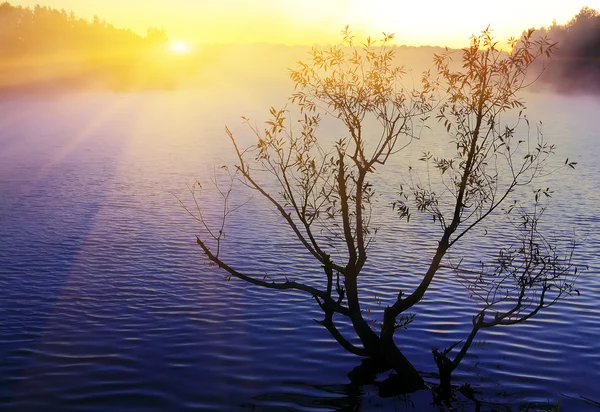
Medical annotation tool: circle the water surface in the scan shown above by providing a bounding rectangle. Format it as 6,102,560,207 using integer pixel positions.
0,88,598,411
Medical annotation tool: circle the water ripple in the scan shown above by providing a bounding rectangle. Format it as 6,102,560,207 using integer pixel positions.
0,91,599,411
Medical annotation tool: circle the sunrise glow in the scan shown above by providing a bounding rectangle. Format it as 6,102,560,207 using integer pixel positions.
170,41,191,54
10,0,600,48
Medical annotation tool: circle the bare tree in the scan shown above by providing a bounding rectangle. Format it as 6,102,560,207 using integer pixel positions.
185,27,580,397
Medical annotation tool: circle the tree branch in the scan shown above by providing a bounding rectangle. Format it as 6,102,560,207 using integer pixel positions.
314,319,369,356
197,236,350,317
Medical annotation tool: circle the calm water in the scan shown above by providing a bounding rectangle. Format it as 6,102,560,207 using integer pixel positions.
0,87,598,411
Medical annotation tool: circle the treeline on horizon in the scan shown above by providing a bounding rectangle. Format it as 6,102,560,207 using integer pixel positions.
532,6,600,93
1,2,599,93
0,2,198,91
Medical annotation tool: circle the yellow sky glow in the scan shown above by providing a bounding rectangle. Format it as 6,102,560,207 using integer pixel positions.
170,41,191,54
10,0,600,47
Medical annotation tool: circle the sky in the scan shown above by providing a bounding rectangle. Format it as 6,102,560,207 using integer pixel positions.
10,0,600,47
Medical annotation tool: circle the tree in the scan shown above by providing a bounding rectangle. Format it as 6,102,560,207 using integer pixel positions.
0,2,181,92
145,27,169,45
529,6,600,92
188,27,580,399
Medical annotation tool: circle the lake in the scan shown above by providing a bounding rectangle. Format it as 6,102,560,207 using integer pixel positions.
0,85,598,411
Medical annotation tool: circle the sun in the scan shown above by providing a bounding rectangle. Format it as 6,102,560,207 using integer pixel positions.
169,41,191,54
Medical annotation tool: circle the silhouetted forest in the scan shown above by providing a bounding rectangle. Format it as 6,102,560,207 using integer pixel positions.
533,6,600,93
0,2,198,92
2,2,599,94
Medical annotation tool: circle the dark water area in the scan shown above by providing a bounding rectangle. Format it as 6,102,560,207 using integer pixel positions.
0,89,599,411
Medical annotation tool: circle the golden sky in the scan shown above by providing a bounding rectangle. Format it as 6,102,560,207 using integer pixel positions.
10,0,600,47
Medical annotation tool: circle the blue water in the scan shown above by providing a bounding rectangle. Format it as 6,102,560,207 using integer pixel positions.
0,88,598,411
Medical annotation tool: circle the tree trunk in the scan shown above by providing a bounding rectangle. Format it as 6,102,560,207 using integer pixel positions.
433,349,454,402
347,343,426,395
380,336,426,393
344,273,381,352
344,273,426,393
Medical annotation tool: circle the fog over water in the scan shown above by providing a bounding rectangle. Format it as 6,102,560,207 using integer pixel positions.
0,49,599,410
